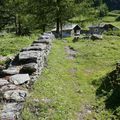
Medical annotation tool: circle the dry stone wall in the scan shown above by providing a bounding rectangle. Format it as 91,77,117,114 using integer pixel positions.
0,32,55,120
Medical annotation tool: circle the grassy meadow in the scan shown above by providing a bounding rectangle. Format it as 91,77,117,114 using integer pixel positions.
0,33,38,56
21,35,120,120
0,10,120,120
0,33,38,66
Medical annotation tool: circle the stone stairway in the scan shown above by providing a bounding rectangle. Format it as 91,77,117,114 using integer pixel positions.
0,32,55,120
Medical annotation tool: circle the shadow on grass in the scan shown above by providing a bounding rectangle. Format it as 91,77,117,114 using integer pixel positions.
92,69,120,110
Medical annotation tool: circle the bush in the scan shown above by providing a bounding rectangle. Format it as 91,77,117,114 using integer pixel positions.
105,30,120,37
116,16,120,21
99,4,109,17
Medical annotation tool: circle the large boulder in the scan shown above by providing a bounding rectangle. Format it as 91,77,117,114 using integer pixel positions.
0,79,9,86
10,74,30,85
1,103,23,120
20,63,38,74
4,90,28,102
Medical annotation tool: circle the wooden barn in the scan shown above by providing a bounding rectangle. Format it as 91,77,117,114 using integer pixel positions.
52,24,81,38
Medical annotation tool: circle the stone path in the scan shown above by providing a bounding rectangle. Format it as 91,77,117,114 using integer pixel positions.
0,32,55,119
65,46,77,60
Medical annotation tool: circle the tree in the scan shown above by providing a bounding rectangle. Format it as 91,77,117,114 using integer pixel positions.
54,0,76,37
27,0,55,33
99,3,108,17
6,0,29,35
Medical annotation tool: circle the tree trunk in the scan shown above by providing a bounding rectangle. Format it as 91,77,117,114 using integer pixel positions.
56,0,60,38
56,18,60,37
15,14,21,35
60,20,62,39
15,15,18,35
42,24,46,33
18,17,21,35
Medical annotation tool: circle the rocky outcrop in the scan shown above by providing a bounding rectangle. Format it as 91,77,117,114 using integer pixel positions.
0,32,54,119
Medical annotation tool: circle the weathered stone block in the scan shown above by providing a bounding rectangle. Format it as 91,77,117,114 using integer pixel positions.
0,79,9,86
10,74,30,85
20,63,38,74
4,90,28,102
2,67,19,75
33,39,52,44
0,84,18,92
21,45,47,52
19,51,44,63
1,102,23,120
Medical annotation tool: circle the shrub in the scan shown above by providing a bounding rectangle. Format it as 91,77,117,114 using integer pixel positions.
105,30,120,37
116,16,120,21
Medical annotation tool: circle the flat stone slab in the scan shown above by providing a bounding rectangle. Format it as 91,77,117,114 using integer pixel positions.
4,90,28,102
31,43,46,47
21,45,47,52
19,51,44,61
43,33,55,40
0,79,9,86
2,67,19,75
33,39,52,44
10,74,30,85
20,63,38,74
1,102,23,120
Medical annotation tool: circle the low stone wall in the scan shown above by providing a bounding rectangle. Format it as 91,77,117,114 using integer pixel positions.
0,33,54,120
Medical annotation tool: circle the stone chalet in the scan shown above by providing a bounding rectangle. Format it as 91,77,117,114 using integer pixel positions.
52,24,81,38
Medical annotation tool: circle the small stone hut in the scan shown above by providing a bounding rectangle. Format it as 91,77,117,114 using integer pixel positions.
89,23,119,35
89,25,104,35
52,24,81,38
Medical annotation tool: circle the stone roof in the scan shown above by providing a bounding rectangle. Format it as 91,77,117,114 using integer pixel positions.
52,24,81,31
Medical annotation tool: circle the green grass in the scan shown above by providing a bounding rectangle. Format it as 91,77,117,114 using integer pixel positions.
102,16,117,22
22,35,120,120
0,33,38,56
102,11,120,29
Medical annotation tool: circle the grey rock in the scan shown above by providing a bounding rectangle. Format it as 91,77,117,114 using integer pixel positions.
91,34,103,40
0,79,9,86
2,67,19,75
21,45,47,52
31,43,46,47
4,90,28,102
1,103,23,120
33,39,52,44
43,32,55,40
20,63,38,74
31,43,47,50
19,51,44,62
10,74,30,85
39,35,51,40
0,84,18,92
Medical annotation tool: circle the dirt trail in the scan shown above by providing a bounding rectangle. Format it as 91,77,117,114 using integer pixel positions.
65,46,77,60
